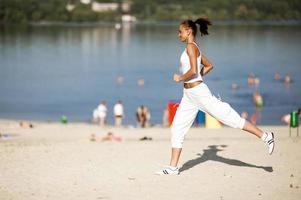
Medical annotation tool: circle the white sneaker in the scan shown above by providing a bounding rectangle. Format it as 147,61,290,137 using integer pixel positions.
155,166,179,175
264,132,275,155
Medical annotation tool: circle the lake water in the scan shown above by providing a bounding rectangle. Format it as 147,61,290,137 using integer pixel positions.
0,24,300,125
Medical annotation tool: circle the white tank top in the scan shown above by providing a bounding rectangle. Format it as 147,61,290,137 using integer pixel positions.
180,42,203,83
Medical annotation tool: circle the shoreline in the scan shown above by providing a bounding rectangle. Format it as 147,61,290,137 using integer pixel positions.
0,118,288,127
1,20,301,27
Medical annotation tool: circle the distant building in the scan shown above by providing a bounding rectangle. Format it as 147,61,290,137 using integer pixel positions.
92,2,131,13
66,4,76,11
92,2,118,12
81,0,91,4
66,1,133,16
122,14,136,22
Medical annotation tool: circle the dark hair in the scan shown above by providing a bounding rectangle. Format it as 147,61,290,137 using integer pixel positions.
181,18,212,37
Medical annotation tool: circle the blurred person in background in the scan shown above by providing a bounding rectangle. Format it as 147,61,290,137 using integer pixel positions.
114,100,124,127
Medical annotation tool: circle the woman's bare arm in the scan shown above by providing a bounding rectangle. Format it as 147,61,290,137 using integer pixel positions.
200,54,213,76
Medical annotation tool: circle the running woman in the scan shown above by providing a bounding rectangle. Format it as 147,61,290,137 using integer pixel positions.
156,18,275,175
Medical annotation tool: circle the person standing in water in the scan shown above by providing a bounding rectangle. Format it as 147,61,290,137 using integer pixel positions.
156,18,275,175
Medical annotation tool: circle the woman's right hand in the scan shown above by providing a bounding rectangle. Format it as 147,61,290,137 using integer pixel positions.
173,74,181,82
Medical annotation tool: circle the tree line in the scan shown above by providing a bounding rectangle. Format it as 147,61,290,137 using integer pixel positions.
1,0,300,24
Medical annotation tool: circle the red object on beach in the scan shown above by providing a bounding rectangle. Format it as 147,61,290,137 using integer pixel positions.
168,101,180,126
251,113,257,124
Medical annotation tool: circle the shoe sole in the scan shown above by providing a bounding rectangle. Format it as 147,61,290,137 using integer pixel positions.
269,132,275,155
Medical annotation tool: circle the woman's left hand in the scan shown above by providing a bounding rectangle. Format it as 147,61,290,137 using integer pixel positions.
173,74,181,82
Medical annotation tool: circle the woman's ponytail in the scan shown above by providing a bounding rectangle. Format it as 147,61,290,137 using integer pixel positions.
194,18,212,36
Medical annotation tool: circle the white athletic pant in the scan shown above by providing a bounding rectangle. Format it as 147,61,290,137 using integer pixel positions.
171,83,245,148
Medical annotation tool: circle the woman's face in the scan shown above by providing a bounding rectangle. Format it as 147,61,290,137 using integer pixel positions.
178,24,190,42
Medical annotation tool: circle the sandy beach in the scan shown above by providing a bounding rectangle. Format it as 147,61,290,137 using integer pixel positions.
0,119,300,200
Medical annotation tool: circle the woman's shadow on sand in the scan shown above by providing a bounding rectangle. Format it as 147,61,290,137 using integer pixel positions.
179,145,273,173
